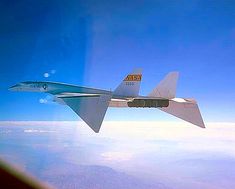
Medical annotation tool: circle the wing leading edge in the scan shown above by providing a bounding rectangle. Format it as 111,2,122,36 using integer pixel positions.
60,94,112,133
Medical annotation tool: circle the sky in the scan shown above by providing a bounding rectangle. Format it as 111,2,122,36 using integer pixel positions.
1,0,235,122
1,2,235,188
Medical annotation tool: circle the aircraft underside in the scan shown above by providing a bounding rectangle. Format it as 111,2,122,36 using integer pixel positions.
109,98,169,108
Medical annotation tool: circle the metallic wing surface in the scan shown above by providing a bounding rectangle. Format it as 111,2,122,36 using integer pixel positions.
159,98,205,128
60,95,111,133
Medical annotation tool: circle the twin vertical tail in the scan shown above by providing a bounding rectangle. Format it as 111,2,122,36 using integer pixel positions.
148,72,179,99
113,69,142,97
149,72,205,128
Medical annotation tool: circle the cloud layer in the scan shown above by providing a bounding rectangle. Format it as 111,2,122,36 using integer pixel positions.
0,121,235,189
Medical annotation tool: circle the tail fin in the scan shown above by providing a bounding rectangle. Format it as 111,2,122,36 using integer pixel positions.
149,72,179,99
159,98,205,128
114,69,142,97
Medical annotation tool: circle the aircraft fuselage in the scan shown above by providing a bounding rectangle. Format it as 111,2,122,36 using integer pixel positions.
9,81,169,108
9,69,205,133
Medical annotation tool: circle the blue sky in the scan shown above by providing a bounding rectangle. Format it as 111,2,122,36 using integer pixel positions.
1,0,235,122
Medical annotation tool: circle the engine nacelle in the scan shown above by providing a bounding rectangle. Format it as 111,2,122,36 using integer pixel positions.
127,99,169,108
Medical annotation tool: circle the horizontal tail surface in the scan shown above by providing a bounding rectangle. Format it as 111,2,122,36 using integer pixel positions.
158,98,205,128
149,72,179,99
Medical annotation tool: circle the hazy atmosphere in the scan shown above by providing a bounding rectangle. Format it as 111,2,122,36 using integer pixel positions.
1,121,235,189
1,0,235,189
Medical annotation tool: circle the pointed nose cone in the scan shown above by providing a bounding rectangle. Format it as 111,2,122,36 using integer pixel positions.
9,84,20,91
9,85,16,91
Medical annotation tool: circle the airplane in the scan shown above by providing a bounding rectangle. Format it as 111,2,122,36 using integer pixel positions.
9,69,205,133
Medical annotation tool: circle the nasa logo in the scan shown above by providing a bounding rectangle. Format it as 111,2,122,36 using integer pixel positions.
124,74,142,81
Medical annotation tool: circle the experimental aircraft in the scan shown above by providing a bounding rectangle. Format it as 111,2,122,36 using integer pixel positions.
9,69,205,132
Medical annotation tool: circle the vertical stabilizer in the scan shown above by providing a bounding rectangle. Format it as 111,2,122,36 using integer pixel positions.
149,72,179,99
114,69,142,97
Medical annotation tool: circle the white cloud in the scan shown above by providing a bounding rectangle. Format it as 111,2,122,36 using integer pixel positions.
0,130,12,133
0,121,80,127
1,121,235,189
24,129,56,133
1,121,235,157
101,151,133,161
